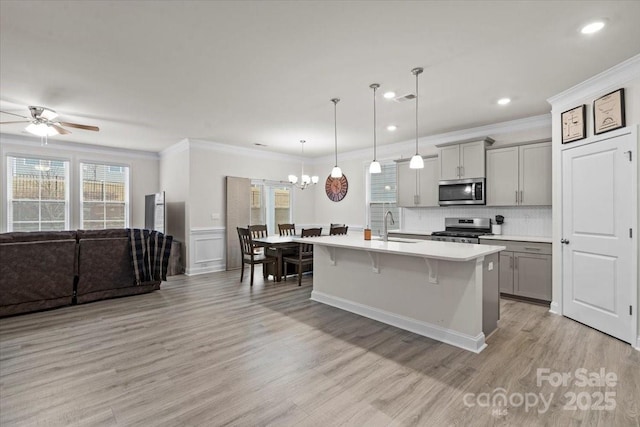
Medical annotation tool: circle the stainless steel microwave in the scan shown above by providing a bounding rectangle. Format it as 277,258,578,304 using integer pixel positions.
438,178,485,205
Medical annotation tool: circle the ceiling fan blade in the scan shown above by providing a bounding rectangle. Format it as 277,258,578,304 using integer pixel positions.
51,124,72,135
0,110,29,119
0,120,30,124
58,121,99,132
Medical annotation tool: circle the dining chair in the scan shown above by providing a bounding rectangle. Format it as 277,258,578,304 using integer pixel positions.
283,227,322,286
278,223,296,236
330,223,345,229
237,227,277,286
329,225,348,235
248,224,268,255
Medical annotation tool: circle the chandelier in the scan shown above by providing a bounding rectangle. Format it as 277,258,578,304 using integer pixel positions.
288,140,319,189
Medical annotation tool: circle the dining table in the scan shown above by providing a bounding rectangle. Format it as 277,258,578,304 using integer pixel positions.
252,235,299,282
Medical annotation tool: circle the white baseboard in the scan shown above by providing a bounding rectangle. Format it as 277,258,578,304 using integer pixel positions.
185,263,225,276
311,290,486,353
549,301,561,315
635,336,640,351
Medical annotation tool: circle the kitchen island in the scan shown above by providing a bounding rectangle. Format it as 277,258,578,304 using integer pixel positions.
293,234,505,353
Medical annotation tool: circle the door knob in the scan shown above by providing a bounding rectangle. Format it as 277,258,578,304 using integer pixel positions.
560,239,570,244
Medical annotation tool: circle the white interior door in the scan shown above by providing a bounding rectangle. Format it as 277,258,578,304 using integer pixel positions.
561,132,636,343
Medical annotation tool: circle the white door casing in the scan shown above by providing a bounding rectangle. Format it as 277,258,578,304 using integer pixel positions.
561,131,636,344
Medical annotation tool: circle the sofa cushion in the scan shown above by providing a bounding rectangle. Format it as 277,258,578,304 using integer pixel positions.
0,239,76,308
76,229,128,240
1,230,77,243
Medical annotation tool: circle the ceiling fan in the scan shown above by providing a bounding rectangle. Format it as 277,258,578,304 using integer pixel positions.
0,106,99,137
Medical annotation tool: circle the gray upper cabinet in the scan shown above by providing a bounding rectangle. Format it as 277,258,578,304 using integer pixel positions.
396,157,439,207
486,141,551,206
438,138,493,180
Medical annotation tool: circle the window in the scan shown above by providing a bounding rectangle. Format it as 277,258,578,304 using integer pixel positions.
7,156,70,231
80,162,129,229
250,181,292,233
367,161,399,236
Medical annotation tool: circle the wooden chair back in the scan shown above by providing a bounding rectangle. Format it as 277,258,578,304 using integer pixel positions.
237,227,254,258
278,223,296,236
248,224,268,239
299,227,322,255
330,223,345,228
329,226,348,235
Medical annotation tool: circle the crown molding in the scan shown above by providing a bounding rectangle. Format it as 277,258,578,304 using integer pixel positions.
187,138,304,163
159,138,190,158
547,54,640,110
0,133,159,160
308,114,551,164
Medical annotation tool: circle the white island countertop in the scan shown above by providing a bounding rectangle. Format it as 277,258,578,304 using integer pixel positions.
293,234,505,262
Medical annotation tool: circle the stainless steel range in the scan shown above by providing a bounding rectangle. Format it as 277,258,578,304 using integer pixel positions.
431,217,492,243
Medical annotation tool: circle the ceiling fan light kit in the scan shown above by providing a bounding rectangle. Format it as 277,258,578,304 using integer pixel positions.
0,105,100,142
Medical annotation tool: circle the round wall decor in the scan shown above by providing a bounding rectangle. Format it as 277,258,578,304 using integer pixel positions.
325,174,348,202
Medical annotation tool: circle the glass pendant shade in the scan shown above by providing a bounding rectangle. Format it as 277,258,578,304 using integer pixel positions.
25,122,58,137
369,161,381,174
331,166,342,178
409,154,424,169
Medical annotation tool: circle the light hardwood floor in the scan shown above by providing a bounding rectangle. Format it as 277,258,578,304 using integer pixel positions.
1,270,639,426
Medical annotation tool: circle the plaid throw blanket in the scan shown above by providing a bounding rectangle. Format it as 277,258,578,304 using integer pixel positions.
128,229,173,285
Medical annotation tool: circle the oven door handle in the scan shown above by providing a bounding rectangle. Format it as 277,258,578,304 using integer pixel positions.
471,183,477,200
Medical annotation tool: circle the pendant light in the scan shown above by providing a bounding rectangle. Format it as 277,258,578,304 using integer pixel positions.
288,140,319,190
409,67,424,169
369,83,381,174
330,98,343,178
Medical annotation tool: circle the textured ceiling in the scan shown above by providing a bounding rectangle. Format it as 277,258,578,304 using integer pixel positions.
1,1,639,156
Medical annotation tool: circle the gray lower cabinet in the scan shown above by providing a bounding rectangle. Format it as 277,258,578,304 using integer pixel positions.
481,239,552,302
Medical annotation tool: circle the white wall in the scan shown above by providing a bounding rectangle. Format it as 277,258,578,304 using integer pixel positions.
0,134,159,232
547,54,640,346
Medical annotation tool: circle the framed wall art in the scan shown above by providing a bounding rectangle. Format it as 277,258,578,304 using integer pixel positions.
561,104,586,143
593,88,625,135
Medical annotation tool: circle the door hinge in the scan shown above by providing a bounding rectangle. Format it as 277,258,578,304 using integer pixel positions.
624,150,632,161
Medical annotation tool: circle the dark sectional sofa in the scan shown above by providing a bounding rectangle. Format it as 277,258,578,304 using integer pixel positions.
0,229,163,317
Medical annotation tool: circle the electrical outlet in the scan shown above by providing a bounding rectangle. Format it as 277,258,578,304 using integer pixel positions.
488,262,494,271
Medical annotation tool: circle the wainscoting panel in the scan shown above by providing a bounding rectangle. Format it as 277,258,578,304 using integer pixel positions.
187,227,226,276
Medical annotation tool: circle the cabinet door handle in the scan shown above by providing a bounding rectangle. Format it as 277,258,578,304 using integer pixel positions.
460,165,464,177
515,191,519,204
509,256,513,269
520,190,523,204
515,257,518,269
524,247,541,251
456,166,460,177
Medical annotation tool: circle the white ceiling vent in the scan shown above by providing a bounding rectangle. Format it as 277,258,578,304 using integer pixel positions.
394,93,416,103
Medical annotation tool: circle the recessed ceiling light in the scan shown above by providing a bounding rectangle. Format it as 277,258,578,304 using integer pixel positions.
497,98,511,106
383,91,396,99
581,21,605,34
387,125,397,131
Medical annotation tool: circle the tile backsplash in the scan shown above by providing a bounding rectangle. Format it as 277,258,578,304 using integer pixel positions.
403,206,552,237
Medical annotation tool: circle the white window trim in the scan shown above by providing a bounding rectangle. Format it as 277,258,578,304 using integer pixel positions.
79,161,130,229
6,155,71,232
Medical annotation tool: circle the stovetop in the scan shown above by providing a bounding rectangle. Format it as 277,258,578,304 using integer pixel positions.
431,230,492,238
431,217,493,239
